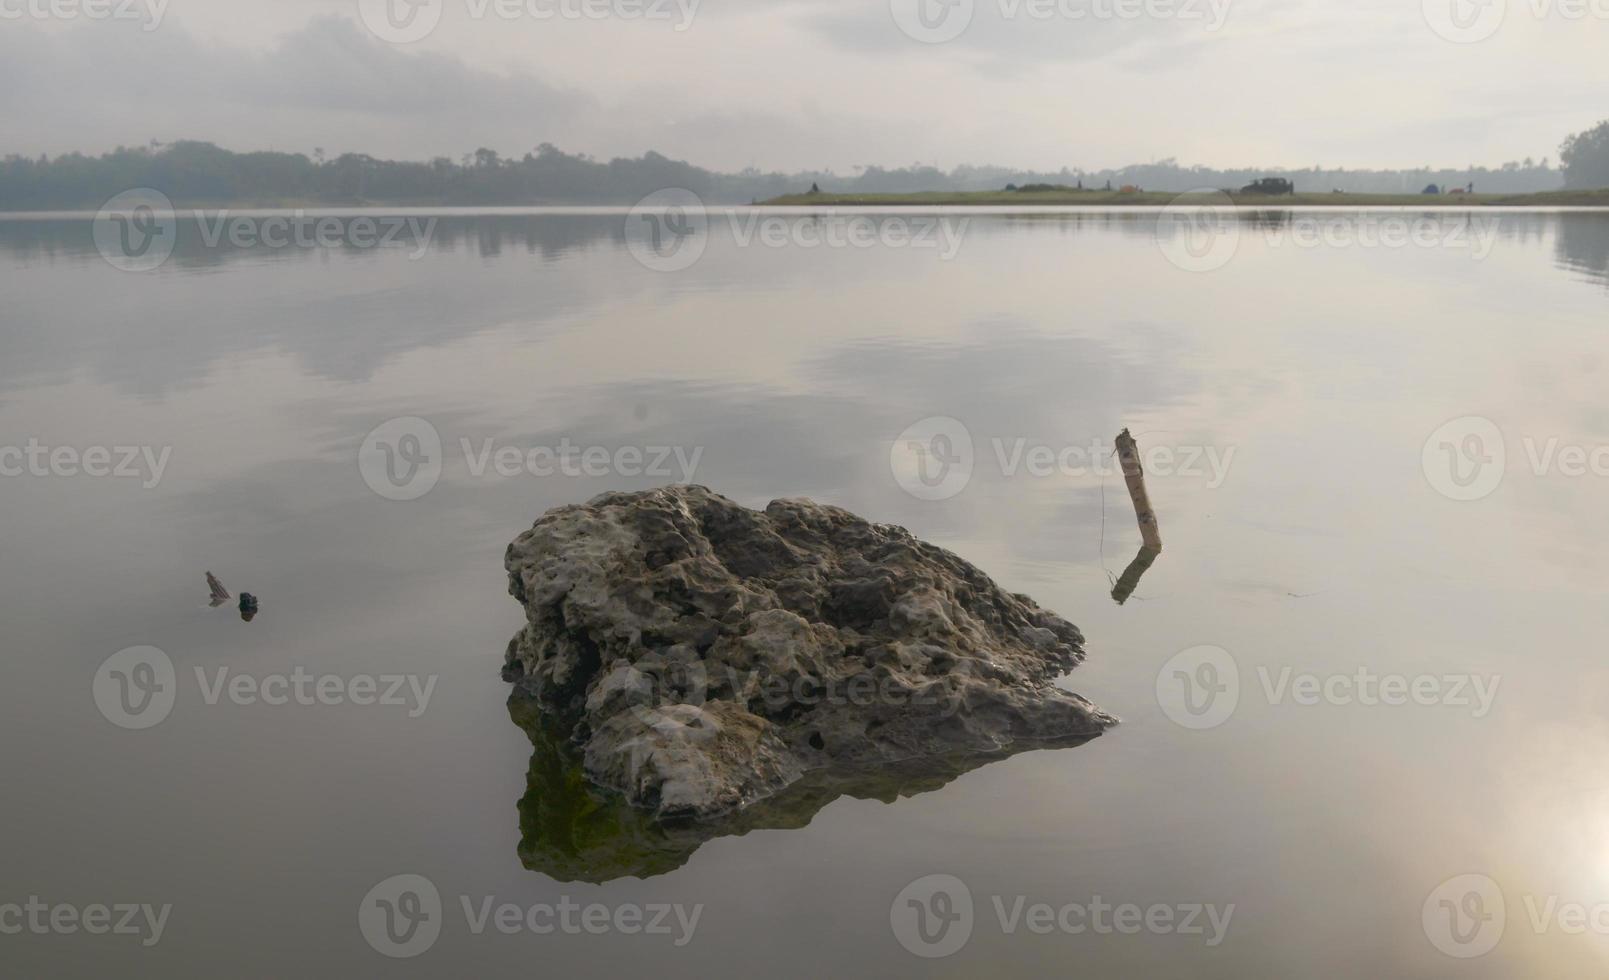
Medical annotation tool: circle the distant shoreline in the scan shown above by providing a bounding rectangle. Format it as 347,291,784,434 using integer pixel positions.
759,189,1609,208
5,187,1609,215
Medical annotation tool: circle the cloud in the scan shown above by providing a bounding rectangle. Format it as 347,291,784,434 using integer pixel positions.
805,0,1245,68
0,16,595,160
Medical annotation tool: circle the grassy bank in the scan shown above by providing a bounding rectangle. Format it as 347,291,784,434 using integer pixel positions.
760,188,1609,207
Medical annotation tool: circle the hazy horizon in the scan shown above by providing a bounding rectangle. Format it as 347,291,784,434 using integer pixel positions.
0,134,1574,182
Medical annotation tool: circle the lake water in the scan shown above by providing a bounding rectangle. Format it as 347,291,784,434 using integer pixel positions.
4,207,1609,977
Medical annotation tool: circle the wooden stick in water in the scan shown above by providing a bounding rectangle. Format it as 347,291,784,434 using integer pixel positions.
1115,428,1162,552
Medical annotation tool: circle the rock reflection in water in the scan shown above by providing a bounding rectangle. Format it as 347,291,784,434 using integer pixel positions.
509,694,1100,884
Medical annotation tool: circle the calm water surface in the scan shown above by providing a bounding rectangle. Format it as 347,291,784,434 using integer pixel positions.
4,209,1609,977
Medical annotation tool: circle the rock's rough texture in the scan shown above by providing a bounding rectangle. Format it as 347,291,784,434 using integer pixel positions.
503,485,1115,819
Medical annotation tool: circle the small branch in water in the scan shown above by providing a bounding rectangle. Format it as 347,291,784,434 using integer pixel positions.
206,571,231,606
1115,428,1162,552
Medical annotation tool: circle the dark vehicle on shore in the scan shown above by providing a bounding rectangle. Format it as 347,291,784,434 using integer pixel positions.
1241,177,1295,195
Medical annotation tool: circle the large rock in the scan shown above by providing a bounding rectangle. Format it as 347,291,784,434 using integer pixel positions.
502,485,1115,819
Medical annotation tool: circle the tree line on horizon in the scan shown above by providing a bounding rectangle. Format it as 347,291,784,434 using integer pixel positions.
3,123,1607,209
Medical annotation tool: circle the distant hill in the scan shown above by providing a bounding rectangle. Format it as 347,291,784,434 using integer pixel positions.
0,140,1570,210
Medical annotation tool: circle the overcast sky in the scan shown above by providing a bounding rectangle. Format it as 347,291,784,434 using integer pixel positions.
1,0,1604,172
